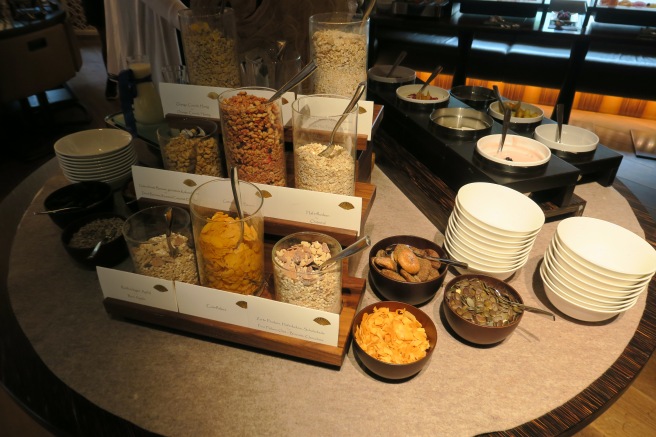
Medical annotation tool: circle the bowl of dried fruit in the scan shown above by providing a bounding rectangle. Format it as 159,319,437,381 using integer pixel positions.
61,212,128,269
488,100,544,133
396,84,450,111
369,235,449,306
442,274,524,345
352,301,438,380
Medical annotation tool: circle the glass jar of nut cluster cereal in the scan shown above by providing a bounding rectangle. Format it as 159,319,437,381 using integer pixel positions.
309,12,369,98
291,94,357,195
157,118,225,177
122,206,199,284
272,232,343,313
178,8,241,88
189,178,265,295
218,87,287,186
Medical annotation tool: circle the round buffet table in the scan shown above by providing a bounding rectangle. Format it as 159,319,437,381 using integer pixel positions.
2,141,655,436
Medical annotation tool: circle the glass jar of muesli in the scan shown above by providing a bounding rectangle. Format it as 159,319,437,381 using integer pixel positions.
178,8,241,88
309,12,369,98
272,232,343,313
218,87,287,186
122,206,199,284
291,94,357,195
157,118,224,177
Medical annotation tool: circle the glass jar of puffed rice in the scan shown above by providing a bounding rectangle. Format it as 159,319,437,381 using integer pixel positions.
178,8,241,88
309,12,369,98
291,94,357,195
272,232,343,313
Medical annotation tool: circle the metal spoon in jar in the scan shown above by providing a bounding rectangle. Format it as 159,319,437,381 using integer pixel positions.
384,243,469,269
230,166,245,249
318,235,371,271
163,206,179,257
386,50,407,78
318,81,367,158
267,59,317,103
416,64,443,99
497,106,512,155
492,288,556,321
555,103,564,143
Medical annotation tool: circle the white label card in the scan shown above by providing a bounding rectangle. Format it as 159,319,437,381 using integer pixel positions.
254,183,362,233
296,94,374,140
176,282,250,327
132,166,215,205
97,267,179,312
158,83,296,125
247,297,339,347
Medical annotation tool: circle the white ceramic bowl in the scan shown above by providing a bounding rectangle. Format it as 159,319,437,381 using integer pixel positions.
542,253,642,307
54,129,134,158
534,124,599,154
456,182,545,235
454,200,542,240
445,231,530,268
540,264,636,322
396,84,450,110
476,134,552,170
444,239,528,275
556,217,656,279
447,217,534,257
450,210,539,248
368,65,416,88
488,100,544,131
546,244,648,297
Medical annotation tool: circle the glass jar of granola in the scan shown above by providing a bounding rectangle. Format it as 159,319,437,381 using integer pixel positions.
272,232,343,313
178,8,241,88
309,12,369,98
291,94,357,195
157,118,224,177
122,206,199,284
218,87,287,186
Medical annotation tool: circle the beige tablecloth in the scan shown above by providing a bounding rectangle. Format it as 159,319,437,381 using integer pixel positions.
8,166,646,437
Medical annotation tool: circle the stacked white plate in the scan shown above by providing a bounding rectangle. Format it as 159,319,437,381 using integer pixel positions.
54,129,136,189
444,182,545,280
540,216,656,322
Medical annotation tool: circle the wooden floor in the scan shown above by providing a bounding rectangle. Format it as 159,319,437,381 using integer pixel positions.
1,35,655,437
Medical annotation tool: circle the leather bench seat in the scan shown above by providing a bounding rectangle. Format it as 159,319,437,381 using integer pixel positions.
578,42,656,100
503,39,573,89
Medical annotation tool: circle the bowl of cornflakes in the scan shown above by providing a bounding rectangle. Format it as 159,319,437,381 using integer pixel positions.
352,301,438,380
369,235,449,306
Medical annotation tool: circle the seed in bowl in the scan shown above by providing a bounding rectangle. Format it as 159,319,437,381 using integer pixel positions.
445,277,522,326
371,244,441,282
68,217,124,249
355,306,430,364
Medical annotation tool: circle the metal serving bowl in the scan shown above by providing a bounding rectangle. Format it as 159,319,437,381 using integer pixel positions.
449,85,497,110
429,107,494,140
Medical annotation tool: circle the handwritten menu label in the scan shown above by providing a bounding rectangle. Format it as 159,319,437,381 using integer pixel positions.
254,183,362,233
97,267,179,312
247,297,339,346
132,166,215,205
176,282,249,327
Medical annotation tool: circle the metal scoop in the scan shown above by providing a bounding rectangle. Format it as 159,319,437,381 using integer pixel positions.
497,106,512,155
416,64,443,98
87,230,116,260
493,85,505,113
318,81,367,158
492,288,556,321
555,103,564,143
386,50,407,78
230,166,245,249
267,59,317,103
318,236,371,271
164,207,179,257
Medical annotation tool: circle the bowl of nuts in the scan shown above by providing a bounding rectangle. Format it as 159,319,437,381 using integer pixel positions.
61,212,128,269
442,274,524,345
369,235,448,306
352,301,438,380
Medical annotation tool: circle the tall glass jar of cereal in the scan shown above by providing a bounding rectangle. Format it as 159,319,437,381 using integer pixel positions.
272,232,343,313
218,87,287,186
309,12,369,98
291,94,358,195
178,8,241,88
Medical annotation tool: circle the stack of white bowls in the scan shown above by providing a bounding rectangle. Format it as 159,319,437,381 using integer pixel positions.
540,216,656,322
54,129,136,189
444,182,545,280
